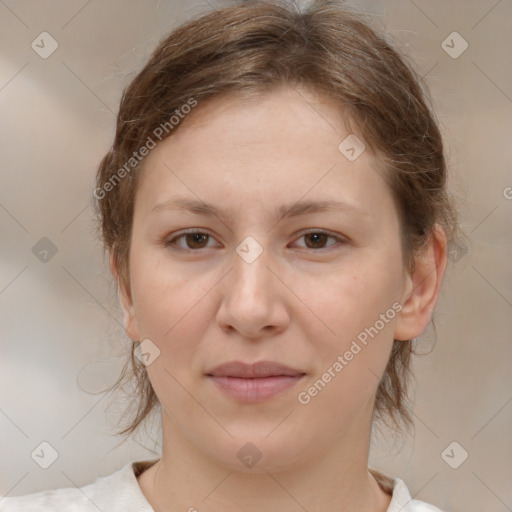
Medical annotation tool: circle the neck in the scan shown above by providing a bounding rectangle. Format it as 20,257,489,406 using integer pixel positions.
138,409,391,512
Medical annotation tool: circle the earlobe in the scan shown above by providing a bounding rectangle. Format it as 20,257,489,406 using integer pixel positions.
109,252,141,342
394,225,448,342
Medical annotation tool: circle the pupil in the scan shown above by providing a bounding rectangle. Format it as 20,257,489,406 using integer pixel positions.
308,233,325,248
188,233,207,247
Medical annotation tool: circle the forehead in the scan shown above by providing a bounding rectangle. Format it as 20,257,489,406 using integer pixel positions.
134,85,397,224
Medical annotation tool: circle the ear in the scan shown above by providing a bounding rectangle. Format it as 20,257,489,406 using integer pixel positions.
394,224,448,341
109,252,141,342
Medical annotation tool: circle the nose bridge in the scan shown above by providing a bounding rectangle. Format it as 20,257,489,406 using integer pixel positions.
216,237,286,336
231,240,274,306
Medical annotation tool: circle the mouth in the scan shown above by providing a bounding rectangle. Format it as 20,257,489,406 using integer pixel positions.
205,361,306,402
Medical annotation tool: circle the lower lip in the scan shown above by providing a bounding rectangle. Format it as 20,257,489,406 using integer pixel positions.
208,375,305,402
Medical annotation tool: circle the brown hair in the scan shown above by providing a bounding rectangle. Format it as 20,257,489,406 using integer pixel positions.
94,0,466,443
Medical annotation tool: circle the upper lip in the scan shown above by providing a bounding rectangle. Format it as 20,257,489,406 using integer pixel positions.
206,361,305,378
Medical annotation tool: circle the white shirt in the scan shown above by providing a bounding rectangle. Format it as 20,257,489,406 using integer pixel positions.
1,460,444,511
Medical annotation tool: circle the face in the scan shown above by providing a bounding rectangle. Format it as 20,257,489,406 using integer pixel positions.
117,85,427,472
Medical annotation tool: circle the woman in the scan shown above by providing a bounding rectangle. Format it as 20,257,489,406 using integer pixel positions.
2,0,464,510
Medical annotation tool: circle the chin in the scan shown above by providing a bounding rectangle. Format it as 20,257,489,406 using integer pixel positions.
201,432,310,474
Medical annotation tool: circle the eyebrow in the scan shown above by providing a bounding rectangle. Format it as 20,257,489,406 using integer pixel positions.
150,197,370,221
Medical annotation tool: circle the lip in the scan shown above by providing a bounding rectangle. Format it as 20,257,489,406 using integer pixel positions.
206,361,306,402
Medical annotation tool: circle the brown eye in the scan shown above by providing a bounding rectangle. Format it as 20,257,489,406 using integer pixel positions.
304,232,330,249
164,229,345,252
183,233,210,249
294,230,343,250
165,231,215,250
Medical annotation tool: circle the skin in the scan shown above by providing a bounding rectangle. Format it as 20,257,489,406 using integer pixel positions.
112,84,448,512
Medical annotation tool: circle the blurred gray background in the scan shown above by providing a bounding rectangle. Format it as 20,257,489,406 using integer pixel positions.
0,1,511,511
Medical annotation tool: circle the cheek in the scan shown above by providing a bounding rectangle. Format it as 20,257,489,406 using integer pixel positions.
129,255,214,409
300,274,396,423
129,247,209,353
303,256,400,343
300,253,400,396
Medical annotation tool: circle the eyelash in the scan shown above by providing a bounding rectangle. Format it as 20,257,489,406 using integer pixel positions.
163,229,347,252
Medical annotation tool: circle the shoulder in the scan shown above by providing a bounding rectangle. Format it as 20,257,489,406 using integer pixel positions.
403,499,445,512
0,459,158,512
369,468,446,512
388,478,445,512
1,486,93,512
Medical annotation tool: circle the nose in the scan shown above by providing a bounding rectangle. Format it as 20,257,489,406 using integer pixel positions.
215,245,290,339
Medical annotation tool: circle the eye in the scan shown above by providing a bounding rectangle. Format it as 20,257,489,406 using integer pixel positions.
164,229,345,252
164,230,217,251
291,230,345,250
